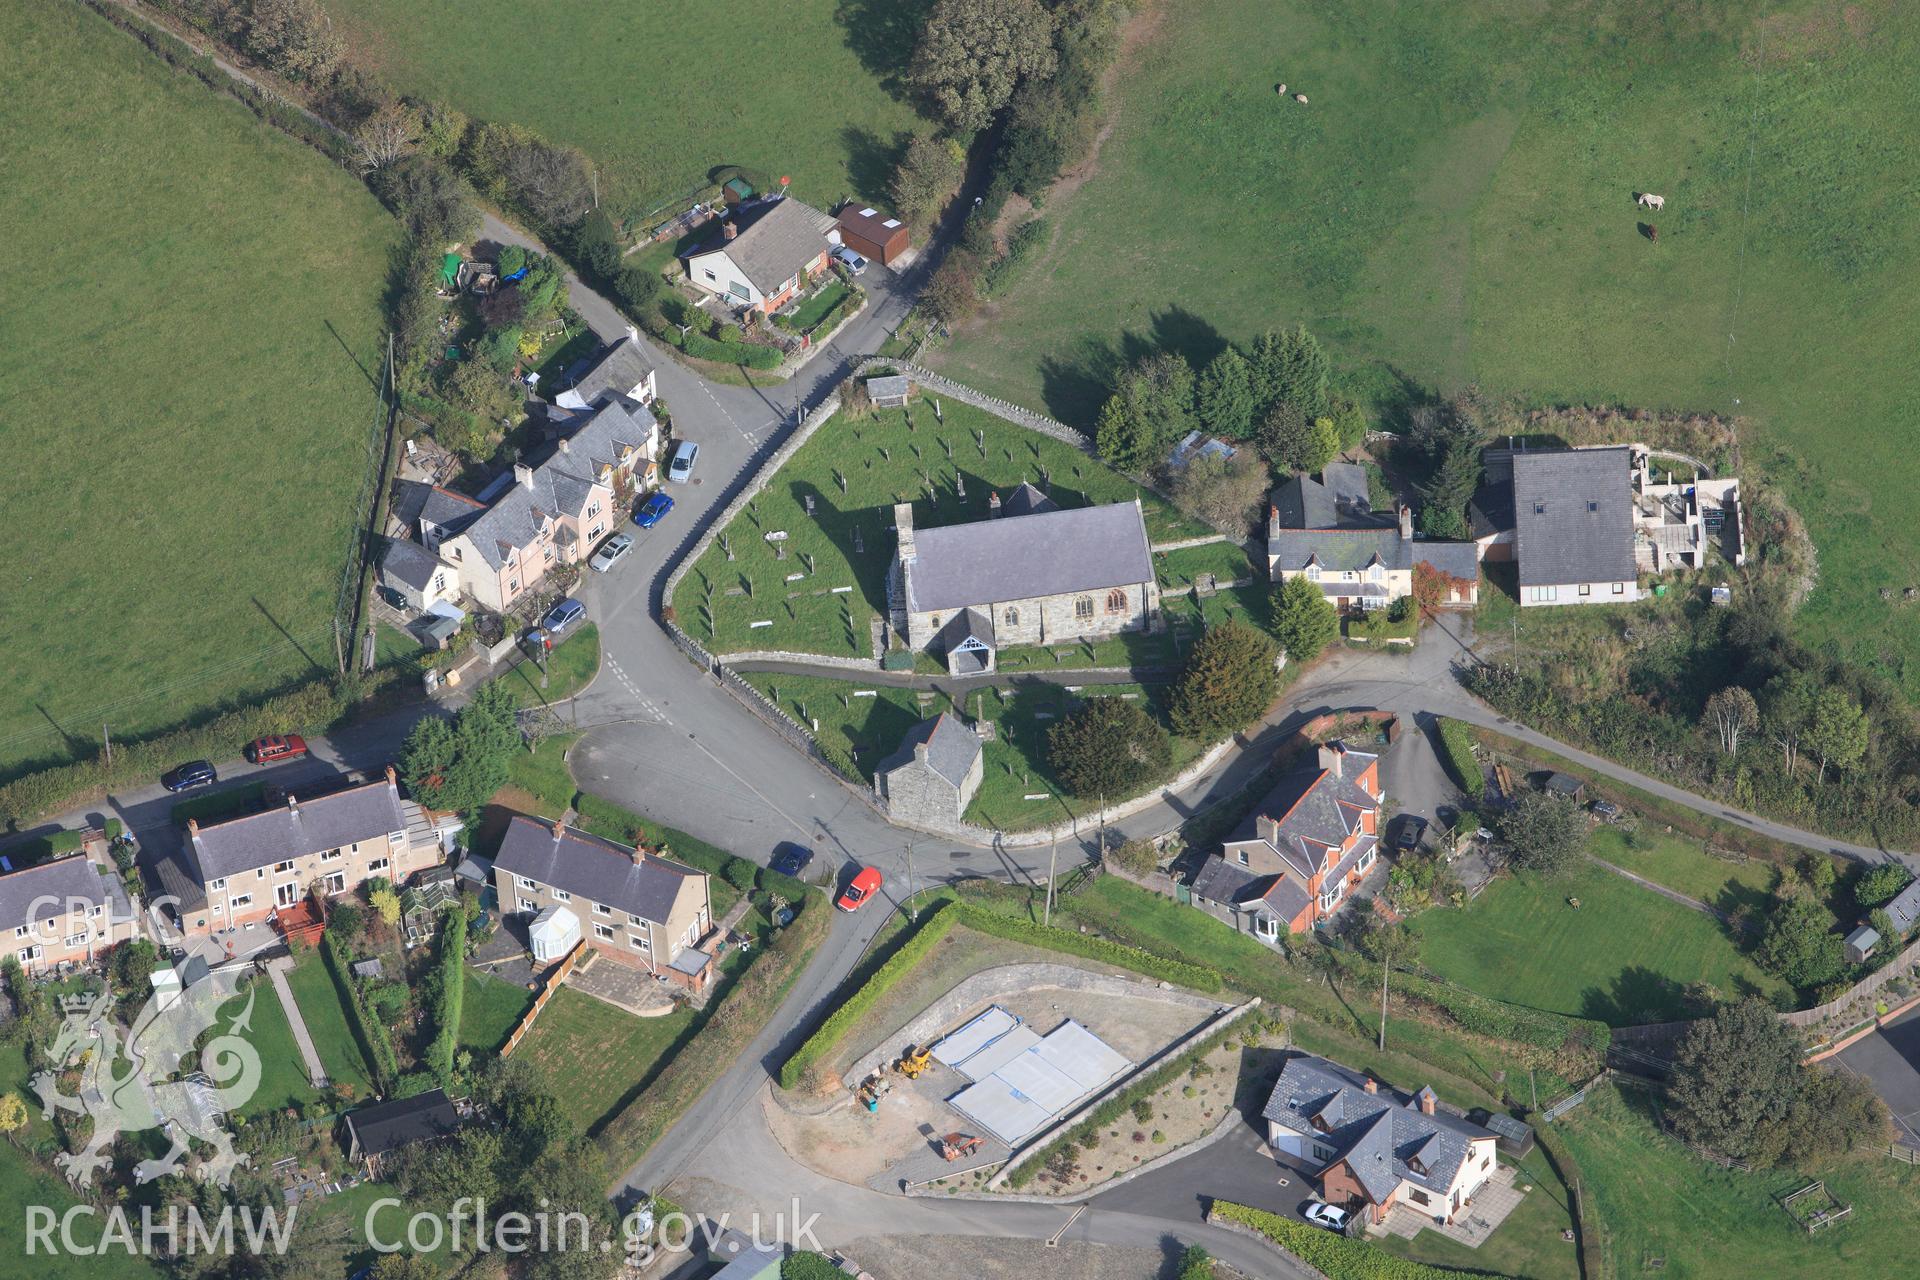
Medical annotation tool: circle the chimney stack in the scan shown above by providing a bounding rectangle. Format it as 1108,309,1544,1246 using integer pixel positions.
1417,1086,1437,1116
988,492,1002,518
187,819,199,836
1318,741,1345,778
1398,504,1414,541
514,460,535,488
1363,1076,1378,1095
914,741,930,766
384,764,398,787
893,502,917,559
723,221,738,241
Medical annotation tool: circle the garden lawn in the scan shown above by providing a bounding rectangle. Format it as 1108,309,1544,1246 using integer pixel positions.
1558,1082,1920,1280
513,986,690,1135
675,399,1207,657
1409,860,1786,1025
933,0,1920,697
284,952,376,1100
229,977,324,1118
1588,825,1776,919
496,624,602,710
783,282,854,335
327,0,934,218
458,967,534,1055
0,3,396,777
1153,540,1256,590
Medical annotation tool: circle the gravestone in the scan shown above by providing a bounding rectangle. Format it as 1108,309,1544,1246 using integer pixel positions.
804,494,816,516
852,527,865,554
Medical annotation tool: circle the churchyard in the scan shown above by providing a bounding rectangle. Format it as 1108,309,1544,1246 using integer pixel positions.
675,397,1207,659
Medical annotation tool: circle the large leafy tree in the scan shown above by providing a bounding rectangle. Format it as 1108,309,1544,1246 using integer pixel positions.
1494,790,1587,876
1806,686,1869,784
889,133,966,228
1270,574,1338,664
1762,669,1819,776
1855,861,1914,911
1196,348,1257,440
1703,686,1760,756
1756,890,1844,990
1047,696,1171,799
1669,998,1806,1166
1169,450,1270,533
1169,619,1279,739
400,679,521,814
1257,403,1338,476
910,0,1059,133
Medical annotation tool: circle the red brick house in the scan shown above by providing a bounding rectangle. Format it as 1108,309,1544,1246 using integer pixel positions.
1189,742,1382,938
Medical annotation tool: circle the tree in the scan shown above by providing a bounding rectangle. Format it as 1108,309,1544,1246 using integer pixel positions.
1196,348,1257,440
1168,450,1270,533
1756,890,1844,989
1047,696,1172,799
922,252,981,325
0,1092,26,1141
245,0,344,83
1417,441,1481,540
354,101,421,174
1411,560,1472,616
1855,861,1914,911
1176,1245,1216,1280
1168,619,1279,739
109,938,160,999
1095,393,1155,473
1094,351,1195,472
446,358,519,425
1668,998,1806,1167
1248,325,1330,419
889,133,966,229
503,138,595,227
399,680,521,813
370,156,480,244
1703,686,1760,756
414,100,468,158
518,255,566,318
1270,574,1338,665
476,286,525,332
1256,403,1336,475
369,884,402,927
910,0,1059,133
1763,669,1819,777
1806,686,1869,784
372,1256,439,1280
1494,790,1587,876
497,245,528,278
1784,1066,1889,1164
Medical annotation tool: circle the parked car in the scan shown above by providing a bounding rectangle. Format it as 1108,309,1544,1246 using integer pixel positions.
831,245,869,276
244,734,308,765
541,598,587,636
667,440,699,483
1302,1201,1350,1233
635,492,675,528
162,760,218,793
837,865,883,912
589,532,634,572
1391,815,1427,853
770,842,814,878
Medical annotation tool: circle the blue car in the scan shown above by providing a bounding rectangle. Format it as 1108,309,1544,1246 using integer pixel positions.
769,842,813,878
636,492,675,528
162,760,218,792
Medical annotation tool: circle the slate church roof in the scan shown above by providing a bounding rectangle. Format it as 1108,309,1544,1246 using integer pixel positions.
903,500,1153,613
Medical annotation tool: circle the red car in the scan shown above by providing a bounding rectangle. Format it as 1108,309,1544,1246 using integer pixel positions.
245,734,308,765
837,865,883,912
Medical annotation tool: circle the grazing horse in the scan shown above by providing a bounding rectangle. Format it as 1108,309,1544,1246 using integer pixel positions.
1636,192,1666,210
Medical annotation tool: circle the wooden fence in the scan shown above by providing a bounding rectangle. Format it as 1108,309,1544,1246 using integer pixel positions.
500,940,586,1058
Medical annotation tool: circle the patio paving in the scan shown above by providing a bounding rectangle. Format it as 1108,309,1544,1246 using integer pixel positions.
565,951,676,1016
1373,1163,1524,1248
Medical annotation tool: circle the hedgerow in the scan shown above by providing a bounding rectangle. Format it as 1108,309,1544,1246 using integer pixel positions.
323,930,396,1092
1210,1202,1498,1279
425,903,471,1087
1436,717,1485,801
950,903,1221,993
777,903,959,1088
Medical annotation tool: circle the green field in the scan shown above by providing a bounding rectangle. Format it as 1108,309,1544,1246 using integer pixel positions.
1410,860,1785,1025
1559,1082,1920,1279
328,0,934,217
932,0,1920,694
0,3,396,777
676,399,1207,657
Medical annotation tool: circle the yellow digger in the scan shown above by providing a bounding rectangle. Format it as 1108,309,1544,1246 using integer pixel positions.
893,1045,933,1079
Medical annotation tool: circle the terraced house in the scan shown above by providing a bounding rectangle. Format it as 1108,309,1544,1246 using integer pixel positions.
1,847,140,975
161,769,444,940
387,398,659,613
492,816,715,991
1188,742,1382,938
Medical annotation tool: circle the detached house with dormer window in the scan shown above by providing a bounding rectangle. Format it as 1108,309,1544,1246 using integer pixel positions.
1266,467,1480,613
1189,742,1382,938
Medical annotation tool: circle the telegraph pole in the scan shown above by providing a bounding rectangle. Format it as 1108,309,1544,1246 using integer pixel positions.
1378,940,1392,1050
102,724,111,768
1044,827,1059,928
903,840,918,921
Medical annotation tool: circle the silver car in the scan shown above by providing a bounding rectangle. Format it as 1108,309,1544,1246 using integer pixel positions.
589,533,634,573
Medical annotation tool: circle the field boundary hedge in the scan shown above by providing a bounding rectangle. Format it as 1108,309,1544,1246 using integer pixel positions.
322,931,395,1093
951,902,1221,993
777,902,959,1088
1436,717,1485,801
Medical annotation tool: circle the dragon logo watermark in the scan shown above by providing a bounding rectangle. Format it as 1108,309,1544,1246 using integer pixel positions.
31,967,263,1188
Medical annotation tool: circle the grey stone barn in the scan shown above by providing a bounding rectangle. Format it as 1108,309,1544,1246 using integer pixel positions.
887,489,1160,672
874,713,984,827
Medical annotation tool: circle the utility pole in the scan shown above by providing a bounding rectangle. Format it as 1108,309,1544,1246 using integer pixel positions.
904,839,918,922
1044,826,1059,928
1378,941,1392,1050
1097,790,1107,864
102,724,111,767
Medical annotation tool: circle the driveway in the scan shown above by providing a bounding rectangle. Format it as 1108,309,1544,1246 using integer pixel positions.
1833,1003,1920,1145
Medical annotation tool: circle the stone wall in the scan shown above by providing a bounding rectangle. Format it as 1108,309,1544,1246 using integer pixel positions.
903,580,1155,651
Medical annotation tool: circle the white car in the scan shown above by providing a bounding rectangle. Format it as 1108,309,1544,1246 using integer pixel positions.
832,245,869,276
1302,1201,1351,1233
668,440,699,483
589,533,634,573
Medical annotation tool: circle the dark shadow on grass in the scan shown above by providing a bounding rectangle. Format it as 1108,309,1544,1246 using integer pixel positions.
324,319,378,392
252,596,327,677
833,0,937,94
1579,964,1688,1027
842,126,908,204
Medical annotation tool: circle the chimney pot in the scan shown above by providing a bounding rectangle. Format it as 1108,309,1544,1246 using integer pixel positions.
286,792,298,811
988,492,1001,517
723,221,738,240
1398,504,1414,541
384,764,397,786
1363,1076,1378,1094
514,461,535,488
1418,1087,1437,1116
187,819,199,835
1318,741,1344,778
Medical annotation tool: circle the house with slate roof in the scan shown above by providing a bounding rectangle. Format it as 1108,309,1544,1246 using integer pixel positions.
1264,1052,1499,1227
875,713,985,828
1,850,140,976
1189,742,1382,939
888,494,1160,666
492,816,714,990
554,333,657,411
1511,447,1640,606
389,398,658,614
165,768,440,939
1267,476,1480,613
682,195,835,315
